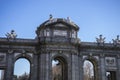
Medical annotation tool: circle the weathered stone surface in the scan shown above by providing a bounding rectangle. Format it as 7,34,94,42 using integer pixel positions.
0,18,119,80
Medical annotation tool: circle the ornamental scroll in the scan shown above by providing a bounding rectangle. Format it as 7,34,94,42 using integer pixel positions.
105,57,116,66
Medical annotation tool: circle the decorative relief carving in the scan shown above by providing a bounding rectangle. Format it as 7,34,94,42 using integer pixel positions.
22,49,26,54
53,30,67,36
0,55,4,62
106,59,114,64
117,54,120,58
100,53,104,58
8,49,14,54
94,56,99,60
55,23,66,27
89,53,93,56
14,53,21,57
83,56,87,59
105,57,116,66
26,53,33,57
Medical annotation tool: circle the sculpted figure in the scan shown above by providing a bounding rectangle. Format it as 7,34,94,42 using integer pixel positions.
49,14,53,20
96,35,105,44
112,35,120,45
5,30,17,40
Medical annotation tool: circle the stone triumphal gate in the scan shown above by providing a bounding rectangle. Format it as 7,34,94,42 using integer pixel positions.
0,16,120,80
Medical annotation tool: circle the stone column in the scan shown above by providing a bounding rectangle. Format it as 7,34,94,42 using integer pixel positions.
78,55,83,80
117,55,120,80
68,54,72,80
97,60,101,80
100,54,106,80
30,54,38,80
39,52,51,80
71,53,79,80
5,52,14,80
45,52,51,80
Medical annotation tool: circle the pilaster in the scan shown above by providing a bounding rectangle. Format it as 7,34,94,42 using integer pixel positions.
71,53,79,80
39,51,51,80
30,54,38,80
5,51,14,80
78,54,83,80
117,54,120,80
100,54,106,80
68,54,72,80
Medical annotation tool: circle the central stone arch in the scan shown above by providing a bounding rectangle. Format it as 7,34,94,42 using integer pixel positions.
52,54,68,80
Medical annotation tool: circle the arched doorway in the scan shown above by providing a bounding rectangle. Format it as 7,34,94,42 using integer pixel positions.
106,71,116,80
83,60,96,80
52,56,68,80
0,70,4,80
13,58,30,80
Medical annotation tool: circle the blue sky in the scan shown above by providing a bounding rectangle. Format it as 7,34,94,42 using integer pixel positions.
0,0,120,42
14,58,30,76
0,0,120,77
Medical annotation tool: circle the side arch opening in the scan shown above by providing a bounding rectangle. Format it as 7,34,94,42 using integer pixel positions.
13,58,30,80
83,58,99,80
0,69,5,80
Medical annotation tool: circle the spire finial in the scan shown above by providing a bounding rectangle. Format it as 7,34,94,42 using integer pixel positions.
117,35,119,40
49,14,53,20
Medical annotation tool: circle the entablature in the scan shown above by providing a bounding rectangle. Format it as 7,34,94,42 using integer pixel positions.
80,42,120,51
0,37,38,46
